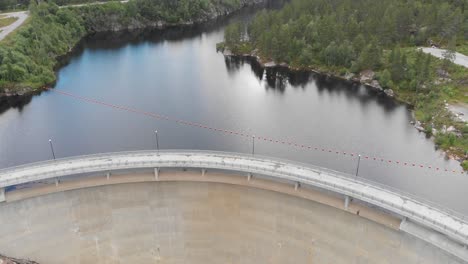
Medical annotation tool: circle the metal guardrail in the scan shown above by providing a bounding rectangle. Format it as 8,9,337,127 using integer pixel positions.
0,150,467,246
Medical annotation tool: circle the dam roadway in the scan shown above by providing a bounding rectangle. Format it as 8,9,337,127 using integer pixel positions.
0,150,467,263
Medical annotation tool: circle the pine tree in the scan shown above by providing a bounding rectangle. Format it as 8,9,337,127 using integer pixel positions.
442,36,456,70
422,54,431,80
390,47,405,83
379,69,393,88
224,22,242,48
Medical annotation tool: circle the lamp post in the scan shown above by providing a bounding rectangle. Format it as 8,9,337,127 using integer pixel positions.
49,139,56,161
155,130,159,153
355,154,361,178
252,135,255,156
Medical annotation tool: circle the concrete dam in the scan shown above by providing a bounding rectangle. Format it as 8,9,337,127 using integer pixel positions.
0,151,466,263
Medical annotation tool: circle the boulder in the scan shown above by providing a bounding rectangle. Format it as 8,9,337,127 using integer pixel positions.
222,49,232,56
370,80,383,90
415,125,425,132
344,72,355,80
447,126,456,132
264,61,277,68
436,68,450,78
384,89,394,97
359,70,375,83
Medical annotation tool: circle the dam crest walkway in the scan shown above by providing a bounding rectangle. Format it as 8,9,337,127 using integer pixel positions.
0,150,467,258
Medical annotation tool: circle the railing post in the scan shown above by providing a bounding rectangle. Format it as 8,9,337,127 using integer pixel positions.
154,168,159,180
344,195,350,210
0,188,5,203
294,182,300,191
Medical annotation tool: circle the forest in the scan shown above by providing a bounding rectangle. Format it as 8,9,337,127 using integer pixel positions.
0,0,112,11
222,0,468,169
0,0,28,11
0,0,244,11
0,0,246,89
224,0,466,66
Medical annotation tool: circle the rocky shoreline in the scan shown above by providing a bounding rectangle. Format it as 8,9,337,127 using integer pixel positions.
221,48,395,98
0,0,270,99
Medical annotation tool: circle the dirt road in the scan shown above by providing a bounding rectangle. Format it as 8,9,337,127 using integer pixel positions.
420,47,468,68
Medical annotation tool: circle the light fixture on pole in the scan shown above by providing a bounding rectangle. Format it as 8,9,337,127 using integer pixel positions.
252,135,255,156
49,139,56,161
355,154,361,178
155,130,159,153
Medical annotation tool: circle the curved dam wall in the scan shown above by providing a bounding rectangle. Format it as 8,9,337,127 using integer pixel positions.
0,180,463,264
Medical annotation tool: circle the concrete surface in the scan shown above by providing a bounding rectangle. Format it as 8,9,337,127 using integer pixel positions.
1,150,467,248
0,181,463,264
420,47,468,68
400,218,468,261
5,170,402,230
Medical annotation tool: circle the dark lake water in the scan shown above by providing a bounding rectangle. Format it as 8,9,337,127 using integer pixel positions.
0,7,466,214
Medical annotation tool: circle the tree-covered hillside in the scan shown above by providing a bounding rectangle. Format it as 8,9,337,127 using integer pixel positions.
225,0,466,66
221,0,468,169
0,0,28,11
0,0,247,11
0,0,258,91
0,0,111,11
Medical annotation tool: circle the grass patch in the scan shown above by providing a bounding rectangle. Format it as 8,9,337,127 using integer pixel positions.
462,160,468,170
456,42,468,56
0,16,18,28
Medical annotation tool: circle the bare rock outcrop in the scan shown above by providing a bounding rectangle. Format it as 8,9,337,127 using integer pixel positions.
0,255,39,264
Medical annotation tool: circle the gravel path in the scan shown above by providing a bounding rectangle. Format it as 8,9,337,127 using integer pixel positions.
0,11,28,42
420,47,468,68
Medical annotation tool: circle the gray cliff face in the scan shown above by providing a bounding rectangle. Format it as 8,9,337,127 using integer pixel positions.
0,255,39,264
0,86,34,98
87,0,267,32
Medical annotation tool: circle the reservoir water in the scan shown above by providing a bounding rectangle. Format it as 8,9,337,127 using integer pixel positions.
0,8,466,214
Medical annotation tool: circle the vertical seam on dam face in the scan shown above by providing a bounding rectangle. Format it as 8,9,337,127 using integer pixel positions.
0,180,463,264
